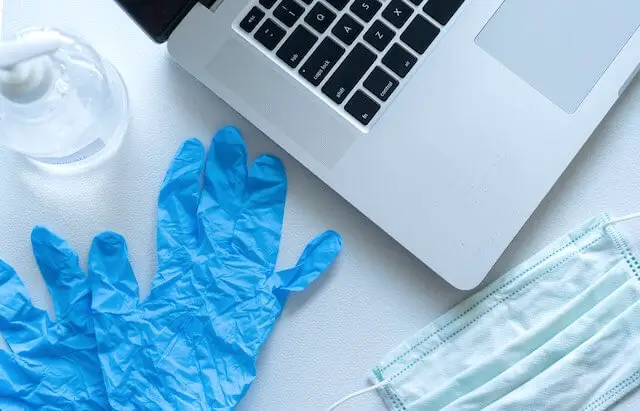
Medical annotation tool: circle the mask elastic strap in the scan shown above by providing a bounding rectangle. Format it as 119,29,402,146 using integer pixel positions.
327,379,389,411
603,212,640,228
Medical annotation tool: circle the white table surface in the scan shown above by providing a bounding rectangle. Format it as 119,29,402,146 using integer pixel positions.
2,1,640,410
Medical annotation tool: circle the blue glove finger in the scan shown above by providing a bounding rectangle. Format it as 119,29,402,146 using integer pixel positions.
158,138,206,251
233,155,287,268
156,139,206,289
198,126,248,243
89,232,138,315
0,260,48,353
269,230,343,295
31,227,89,328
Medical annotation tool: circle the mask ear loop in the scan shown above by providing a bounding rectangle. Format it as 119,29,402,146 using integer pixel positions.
603,212,640,228
327,379,389,410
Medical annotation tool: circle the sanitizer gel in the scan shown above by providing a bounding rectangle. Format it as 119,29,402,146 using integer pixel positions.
0,28,128,169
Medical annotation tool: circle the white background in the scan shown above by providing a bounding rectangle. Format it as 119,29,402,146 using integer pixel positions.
1,1,639,409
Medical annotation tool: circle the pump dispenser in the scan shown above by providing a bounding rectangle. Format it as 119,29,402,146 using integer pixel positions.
0,28,128,168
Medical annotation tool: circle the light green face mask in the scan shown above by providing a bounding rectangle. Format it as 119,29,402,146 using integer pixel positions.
331,213,640,411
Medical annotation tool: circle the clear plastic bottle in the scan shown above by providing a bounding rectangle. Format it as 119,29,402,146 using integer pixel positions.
0,28,129,170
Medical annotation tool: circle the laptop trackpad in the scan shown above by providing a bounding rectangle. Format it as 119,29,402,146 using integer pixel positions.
476,0,640,113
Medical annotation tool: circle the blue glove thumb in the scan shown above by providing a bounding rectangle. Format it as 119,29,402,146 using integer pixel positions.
269,230,343,295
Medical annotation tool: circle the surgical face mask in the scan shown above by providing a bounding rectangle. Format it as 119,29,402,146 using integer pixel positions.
330,213,640,411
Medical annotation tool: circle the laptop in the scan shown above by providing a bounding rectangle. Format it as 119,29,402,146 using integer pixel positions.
115,0,640,289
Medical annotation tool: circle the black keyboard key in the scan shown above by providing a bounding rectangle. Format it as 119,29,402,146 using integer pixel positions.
259,0,277,9
350,0,382,23
240,7,265,33
332,14,364,45
364,20,394,51
274,0,305,27
407,0,422,5
382,0,413,28
364,67,399,101
305,2,337,33
346,90,380,125
300,0,312,3
299,38,345,86
254,19,286,50
401,15,439,54
277,25,318,68
327,0,350,10
382,44,417,78
322,43,376,104
424,0,465,25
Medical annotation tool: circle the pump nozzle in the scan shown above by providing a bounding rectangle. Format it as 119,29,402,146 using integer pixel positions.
0,32,62,103
0,33,62,70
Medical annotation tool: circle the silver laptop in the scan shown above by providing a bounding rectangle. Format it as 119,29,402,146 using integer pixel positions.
116,0,640,289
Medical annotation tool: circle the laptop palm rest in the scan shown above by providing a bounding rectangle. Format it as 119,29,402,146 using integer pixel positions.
476,0,640,113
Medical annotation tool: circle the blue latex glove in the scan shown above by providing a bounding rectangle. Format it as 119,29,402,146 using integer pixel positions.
89,126,342,410
0,227,109,410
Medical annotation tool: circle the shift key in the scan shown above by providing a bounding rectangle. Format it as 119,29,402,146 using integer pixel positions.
299,38,345,86
322,43,376,104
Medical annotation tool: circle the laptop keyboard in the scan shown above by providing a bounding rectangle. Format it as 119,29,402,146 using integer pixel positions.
236,0,465,127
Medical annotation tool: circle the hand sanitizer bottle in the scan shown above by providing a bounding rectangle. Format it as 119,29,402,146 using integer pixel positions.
0,28,129,170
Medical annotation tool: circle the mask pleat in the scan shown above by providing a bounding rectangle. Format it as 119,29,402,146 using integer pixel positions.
377,221,617,405
485,290,640,411
409,261,636,410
